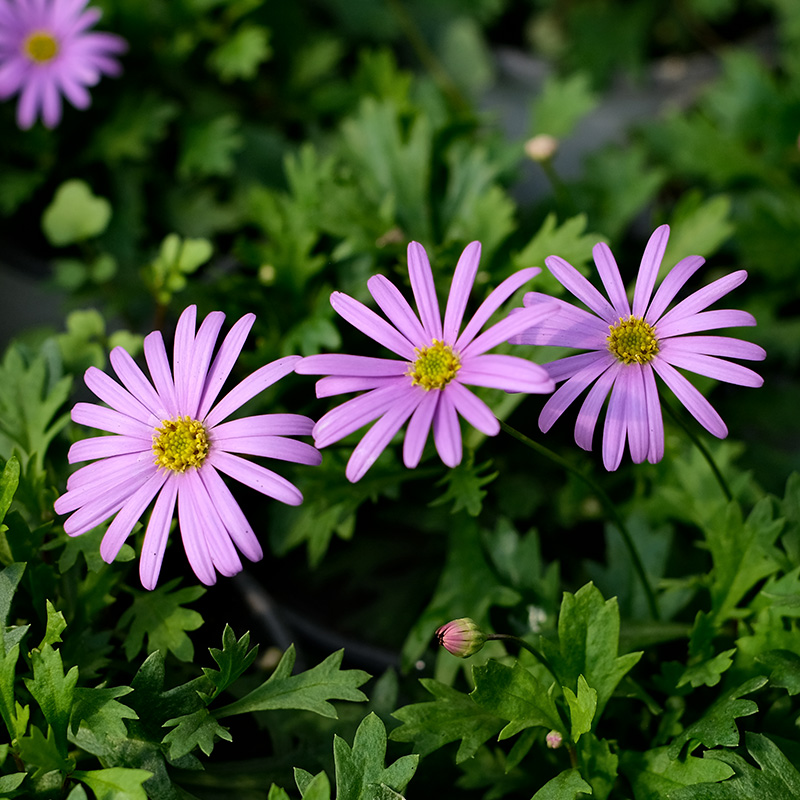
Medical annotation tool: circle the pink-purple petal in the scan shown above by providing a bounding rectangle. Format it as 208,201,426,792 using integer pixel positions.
172,305,197,412
573,363,621,452
331,292,417,360
214,435,321,466
632,224,669,318
509,296,608,348
367,274,427,345
315,375,403,399
177,478,216,586
83,366,156,424
208,450,303,506
538,356,614,433
593,242,631,317
68,434,150,464
402,390,439,468
659,335,766,361
657,270,748,330
407,241,443,340
461,302,554,358
71,402,153,439
545,255,617,322
144,331,178,418
443,241,481,343
210,414,315,439
602,372,630,471
622,367,649,464
545,351,614,383
110,345,165,418
446,381,499,436
457,353,554,394
659,349,764,387
296,353,407,377
185,310,225,418
139,478,178,590
656,309,757,338
645,255,705,324
642,365,664,464
432,391,462,467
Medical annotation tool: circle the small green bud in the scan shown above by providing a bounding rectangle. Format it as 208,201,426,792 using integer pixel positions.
435,618,487,658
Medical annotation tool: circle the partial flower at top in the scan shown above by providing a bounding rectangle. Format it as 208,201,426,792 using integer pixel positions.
510,224,766,471
0,0,127,129
295,241,555,482
54,306,321,589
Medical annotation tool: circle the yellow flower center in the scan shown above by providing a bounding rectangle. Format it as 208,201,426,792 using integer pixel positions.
152,416,209,473
407,340,461,391
23,31,59,63
607,316,659,365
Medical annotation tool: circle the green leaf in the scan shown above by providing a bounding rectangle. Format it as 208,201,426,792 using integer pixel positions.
69,686,138,758
162,707,232,759
37,600,66,650
668,676,767,759
268,785,292,800
578,733,619,800
621,746,734,798
564,674,597,742
756,649,800,695
178,114,243,179
678,649,736,689
72,767,153,800
430,458,498,517
333,713,418,800
0,563,25,636
470,660,563,740
24,644,79,756
296,770,332,800
0,458,20,528
41,180,111,246
201,625,258,702
540,583,642,718
531,769,592,800
215,645,369,718
531,72,598,139
17,723,74,779
207,23,271,82
0,643,22,741
118,580,205,662
390,678,504,763
0,772,26,793
671,734,800,799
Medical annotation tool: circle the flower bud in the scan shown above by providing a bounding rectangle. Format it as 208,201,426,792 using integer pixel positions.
546,730,563,749
524,134,559,162
435,618,487,658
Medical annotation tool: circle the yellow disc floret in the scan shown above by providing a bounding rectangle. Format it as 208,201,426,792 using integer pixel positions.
24,31,59,62
607,316,659,365
153,416,209,473
408,340,461,391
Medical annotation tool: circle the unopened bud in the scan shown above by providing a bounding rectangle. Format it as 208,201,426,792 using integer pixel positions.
524,134,559,162
546,730,563,749
435,618,487,658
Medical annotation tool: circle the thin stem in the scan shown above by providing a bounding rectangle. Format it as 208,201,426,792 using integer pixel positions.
500,420,660,621
486,633,558,684
661,399,733,502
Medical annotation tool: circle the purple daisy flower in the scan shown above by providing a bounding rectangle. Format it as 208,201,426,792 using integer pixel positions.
510,224,766,471
0,0,127,129
295,241,555,482
54,306,321,589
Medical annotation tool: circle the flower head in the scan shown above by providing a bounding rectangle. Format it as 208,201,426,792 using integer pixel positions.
435,618,487,658
295,241,555,482
0,0,127,129
54,306,321,589
510,224,766,470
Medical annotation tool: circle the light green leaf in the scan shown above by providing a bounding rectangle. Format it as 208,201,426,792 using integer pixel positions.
201,625,258,701
215,645,369,718
333,713,418,800
390,678,504,763
0,771,26,792
37,601,66,650
0,458,20,528
73,767,153,800
207,23,271,82
564,675,597,742
678,649,736,689
755,649,800,695
17,723,74,779
118,580,205,662
430,458,498,517
162,707,232,759
178,115,243,179
69,686,138,758
41,180,111,246
621,745,734,797
531,769,593,800
296,770,332,800
532,72,598,139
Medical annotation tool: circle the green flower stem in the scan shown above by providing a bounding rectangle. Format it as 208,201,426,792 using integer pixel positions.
500,419,660,621
485,633,558,684
661,399,733,502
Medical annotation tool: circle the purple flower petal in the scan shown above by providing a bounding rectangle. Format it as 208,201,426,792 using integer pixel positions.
545,351,613,382
456,267,540,350
214,435,322,466
211,414,315,439
177,478,216,586
204,356,301,428
83,366,157,424
632,224,669,318
446,381,499,436
443,241,481,343
545,255,616,322
172,305,197,412
462,303,554,359
139,478,178,590
652,359,727,438
659,335,765,361
144,331,178,418
657,309,757,338
622,367,648,464
659,349,764,387
68,434,150,464
509,296,608,348
432,391,462,467
315,375,402,399
345,391,422,482
593,242,630,317
645,255,705,324
297,353,407,377
407,241,443,340
602,371,630,470
208,450,303,506
185,310,225,419
573,363,621,451
71,402,153,439
110,346,166,419
657,270,748,330
458,353,554,394
331,292,417,360
642,365,664,464
403,390,439,468
367,274,427,344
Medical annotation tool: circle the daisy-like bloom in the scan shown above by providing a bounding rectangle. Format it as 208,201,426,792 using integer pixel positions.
54,306,321,589
295,241,555,482
510,224,766,471
0,0,127,130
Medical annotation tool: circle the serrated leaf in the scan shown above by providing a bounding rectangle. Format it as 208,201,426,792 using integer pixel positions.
540,583,642,718
69,686,138,758
578,732,619,800
430,458,498,517
207,23,271,82
0,458,19,528
390,678,504,763
178,115,243,179
72,767,153,800
755,649,800,695
470,660,562,740
532,72,598,139
564,675,597,742
531,769,593,800
201,625,258,701
41,180,111,246
215,645,369,719
671,733,800,799
678,649,736,689
37,600,66,650
668,676,767,759
118,580,204,662
163,707,232,759
17,724,74,779
333,713,417,800
296,770,332,800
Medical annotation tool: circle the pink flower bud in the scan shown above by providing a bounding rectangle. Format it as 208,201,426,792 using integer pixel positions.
546,730,563,749
524,134,559,162
435,618,487,658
